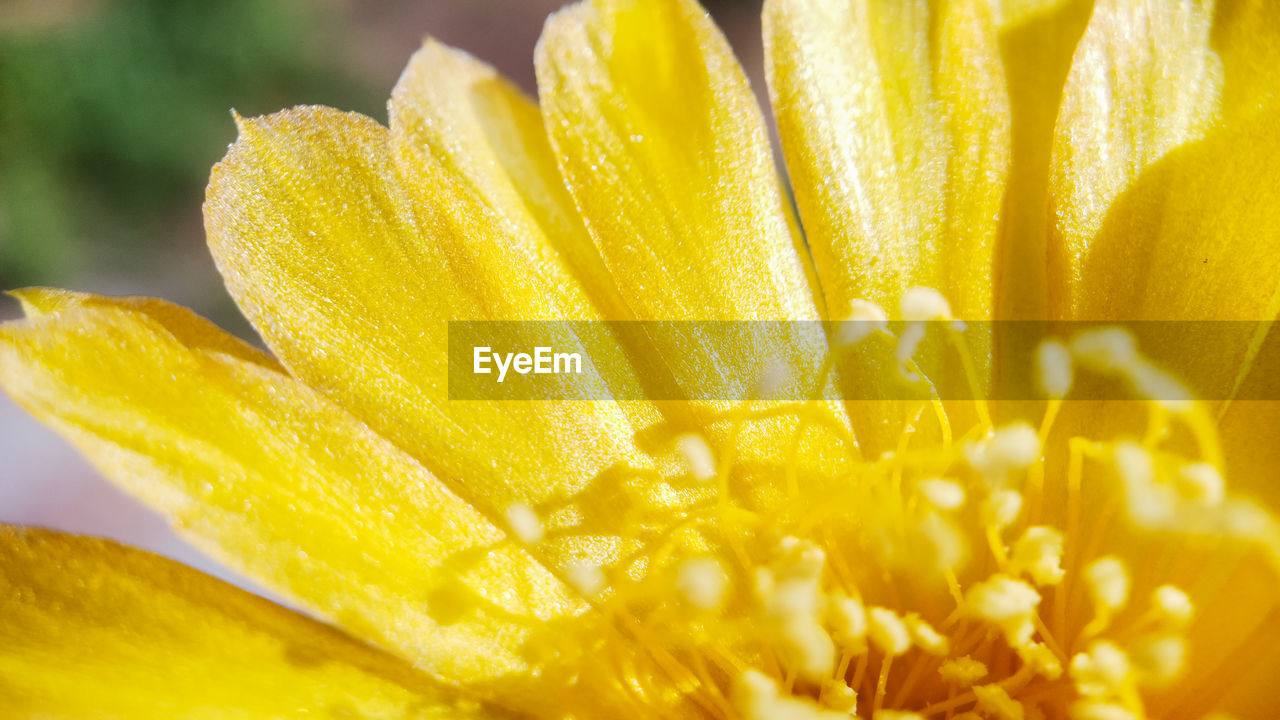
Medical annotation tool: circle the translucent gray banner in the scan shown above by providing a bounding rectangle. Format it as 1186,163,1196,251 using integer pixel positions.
446,321,1279,402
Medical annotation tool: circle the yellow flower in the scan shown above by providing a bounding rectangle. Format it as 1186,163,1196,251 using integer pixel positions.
1,0,1279,718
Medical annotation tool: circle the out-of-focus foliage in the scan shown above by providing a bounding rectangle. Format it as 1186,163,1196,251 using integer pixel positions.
0,0,377,288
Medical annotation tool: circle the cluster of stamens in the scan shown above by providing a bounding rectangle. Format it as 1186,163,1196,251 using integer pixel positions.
501,288,1279,720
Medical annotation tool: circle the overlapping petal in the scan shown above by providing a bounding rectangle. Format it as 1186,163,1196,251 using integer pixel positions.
1049,0,1221,317
0,526,493,718
0,291,579,701
205,107,664,562
764,0,1009,324
536,0,819,327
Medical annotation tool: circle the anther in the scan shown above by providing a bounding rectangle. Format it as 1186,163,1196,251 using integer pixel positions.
1130,633,1186,686
983,490,1024,530
939,656,988,686
1018,642,1064,680
965,574,1041,648
919,478,966,511
827,593,869,652
900,287,952,321
1084,556,1131,615
1150,585,1194,627
1070,327,1138,373
674,433,717,482
1008,526,1066,586
867,606,912,656
1178,462,1225,506
1070,641,1131,697
836,299,889,346
676,557,727,611
565,563,607,598
904,613,949,655
505,503,544,544
1036,338,1074,398
989,423,1041,470
973,684,1024,720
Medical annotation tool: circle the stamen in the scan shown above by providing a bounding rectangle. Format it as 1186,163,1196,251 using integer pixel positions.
827,593,869,653
1150,585,1194,628
1070,327,1138,373
505,502,544,544
867,607,912,657
675,433,717,483
965,575,1041,648
939,656,988,687
973,683,1024,720
835,299,889,347
1008,526,1066,586
676,557,727,611
918,477,966,511
1036,338,1074,399
566,563,606,598
1069,641,1131,697
1084,557,1131,616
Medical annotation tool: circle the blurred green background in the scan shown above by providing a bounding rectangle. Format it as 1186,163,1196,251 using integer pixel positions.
0,0,764,327
0,0,764,583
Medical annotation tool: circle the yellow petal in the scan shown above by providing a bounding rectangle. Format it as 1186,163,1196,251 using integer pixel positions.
9,286,280,370
0,526,488,718
764,0,1010,322
535,0,820,324
993,0,1093,320
534,0,857,481
1071,107,1280,376
1049,0,1221,317
1213,0,1280,120
0,295,579,699
389,38,628,321
205,107,658,538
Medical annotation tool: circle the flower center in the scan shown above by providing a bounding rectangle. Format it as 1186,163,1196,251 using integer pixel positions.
510,289,1280,720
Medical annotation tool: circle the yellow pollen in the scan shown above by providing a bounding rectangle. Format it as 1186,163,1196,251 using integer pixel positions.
918,477,966,511
674,433,717,482
867,606,912,656
1084,556,1131,614
1070,327,1138,373
983,490,1024,530
565,563,606,598
973,683,1024,720
965,574,1041,648
899,287,952,321
836,299,889,346
989,422,1041,471
504,502,544,544
1036,338,1074,398
1070,641,1131,697
1129,633,1186,686
757,358,792,399
563,286,1280,720
821,680,857,712
1150,585,1194,627
1008,526,1066,586
827,592,868,652
938,656,988,686
676,557,727,611
903,614,949,655
1017,642,1064,680
1177,462,1225,506
732,669,847,720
